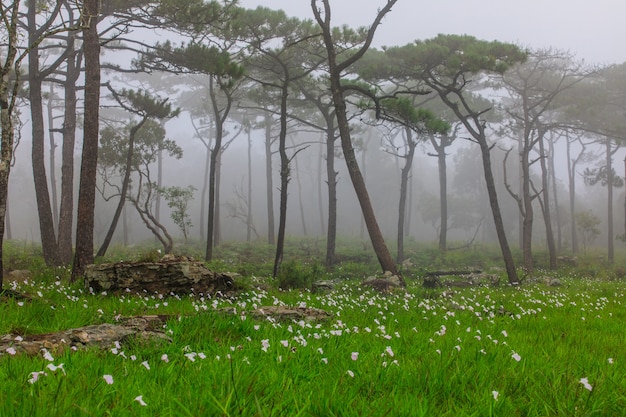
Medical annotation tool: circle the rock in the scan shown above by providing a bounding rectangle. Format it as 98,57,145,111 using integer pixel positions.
422,276,442,288
220,306,332,322
557,256,578,267
312,280,337,292
363,272,403,292
546,278,562,287
5,270,32,284
0,315,174,357
84,255,236,296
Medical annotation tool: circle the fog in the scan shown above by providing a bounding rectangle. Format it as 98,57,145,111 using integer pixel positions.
5,0,626,262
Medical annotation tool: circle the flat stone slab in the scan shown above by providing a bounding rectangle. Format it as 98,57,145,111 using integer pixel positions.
0,315,174,357
84,255,236,296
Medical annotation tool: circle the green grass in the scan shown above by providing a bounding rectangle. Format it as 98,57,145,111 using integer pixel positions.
2,241,626,416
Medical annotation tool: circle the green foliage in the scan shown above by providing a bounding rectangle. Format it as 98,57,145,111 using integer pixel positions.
583,166,624,188
158,185,196,241
275,260,323,290
576,210,601,253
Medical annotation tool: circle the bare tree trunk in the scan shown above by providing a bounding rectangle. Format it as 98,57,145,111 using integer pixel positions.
317,137,326,237
607,139,615,264
293,141,308,236
538,132,557,269
29,0,61,266
0,0,20,289
313,0,401,279
58,37,79,264
548,135,562,252
246,127,253,242
567,135,580,253
71,0,100,281
272,82,290,277
397,128,416,263
214,147,222,247
325,126,337,266
47,85,59,234
96,122,145,257
264,113,275,245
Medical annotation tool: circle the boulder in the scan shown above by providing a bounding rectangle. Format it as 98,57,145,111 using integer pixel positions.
0,315,173,357
84,255,236,296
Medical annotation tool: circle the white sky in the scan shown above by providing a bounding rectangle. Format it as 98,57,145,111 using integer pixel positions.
238,0,626,65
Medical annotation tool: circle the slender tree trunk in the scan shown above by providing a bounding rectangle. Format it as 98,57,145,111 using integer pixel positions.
214,147,222,247
272,82,290,277
0,0,22,289
325,126,337,266
58,40,78,264
246,127,253,242
47,85,59,234
205,79,223,261
199,135,210,241
264,113,275,245
548,136,562,252
397,128,416,263
429,133,450,253
607,139,614,264
122,203,129,246
521,133,534,272
318,137,326,237
292,138,308,236
29,0,60,266
96,121,145,257
326,63,400,279
567,137,582,254
478,139,519,283
71,0,100,282
538,133,557,269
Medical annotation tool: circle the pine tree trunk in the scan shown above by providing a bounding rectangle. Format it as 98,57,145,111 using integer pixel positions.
71,0,100,281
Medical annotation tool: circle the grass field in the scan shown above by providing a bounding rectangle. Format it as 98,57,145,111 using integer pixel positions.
1,242,625,416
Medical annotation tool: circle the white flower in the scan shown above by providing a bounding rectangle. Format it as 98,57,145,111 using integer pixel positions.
608,358,614,364
28,371,46,384
42,349,54,362
161,354,169,363
579,377,593,391
261,339,270,352
351,352,359,361
141,361,150,370
492,390,499,401
511,351,521,362
6,347,16,355
346,370,354,378
135,395,147,406
385,346,395,357
47,363,65,374
103,375,114,385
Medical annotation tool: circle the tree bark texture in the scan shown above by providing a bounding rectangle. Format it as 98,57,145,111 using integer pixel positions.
72,0,100,281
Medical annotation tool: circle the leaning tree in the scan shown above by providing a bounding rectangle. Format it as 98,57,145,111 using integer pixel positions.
384,35,527,284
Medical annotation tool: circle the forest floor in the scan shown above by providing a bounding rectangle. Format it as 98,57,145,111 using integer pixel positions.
1,240,625,416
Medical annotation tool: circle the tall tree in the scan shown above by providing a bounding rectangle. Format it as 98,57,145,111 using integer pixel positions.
500,50,591,270
96,88,179,257
0,0,23,291
312,0,403,281
71,0,101,281
236,6,324,276
385,35,527,284
26,0,65,266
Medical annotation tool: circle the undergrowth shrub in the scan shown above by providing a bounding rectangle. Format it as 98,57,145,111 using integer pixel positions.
276,260,323,290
